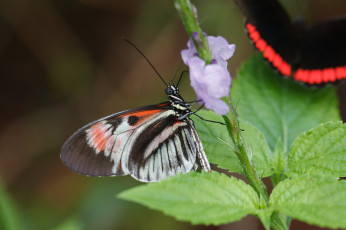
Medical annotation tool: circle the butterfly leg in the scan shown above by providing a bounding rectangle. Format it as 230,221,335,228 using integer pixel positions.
178,105,225,125
193,113,225,125
174,99,199,109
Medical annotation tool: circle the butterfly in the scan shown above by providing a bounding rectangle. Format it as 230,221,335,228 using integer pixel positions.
233,0,346,85
60,77,212,182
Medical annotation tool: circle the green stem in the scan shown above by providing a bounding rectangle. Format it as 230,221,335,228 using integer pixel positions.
174,0,212,63
223,107,287,230
222,114,268,203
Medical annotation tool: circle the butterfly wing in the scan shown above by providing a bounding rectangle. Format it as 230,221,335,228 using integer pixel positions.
234,0,346,84
234,0,296,76
60,102,210,182
293,19,346,84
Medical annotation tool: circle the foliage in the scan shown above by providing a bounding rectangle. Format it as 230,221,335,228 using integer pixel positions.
0,180,21,230
119,54,346,230
119,171,259,225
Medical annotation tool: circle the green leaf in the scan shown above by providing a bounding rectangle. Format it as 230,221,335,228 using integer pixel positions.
271,139,286,175
286,121,346,177
240,119,273,177
192,110,242,172
256,210,272,230
231,54,340,152
193,111,283,177
0,180,21,230
52,218,83,230
268,139,288,187
118,171,259,225
270,176,346,229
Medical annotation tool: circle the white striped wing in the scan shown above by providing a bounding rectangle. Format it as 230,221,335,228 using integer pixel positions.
60,103,211,182
129,118,210,182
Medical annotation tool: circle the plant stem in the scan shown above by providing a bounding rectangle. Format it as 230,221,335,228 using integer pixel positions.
222,114,268,203
223,107,287,230
174,0,212,64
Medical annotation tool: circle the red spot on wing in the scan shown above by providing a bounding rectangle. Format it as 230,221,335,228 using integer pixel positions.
323,68,335,83
249,30,260,42
272,53,283,69
294,69,308,82
263,46,275,62
310,70,322,84
87,122,112,153
157,102,170,107
119,108,167,126
280,62,292,76
293,66,346,84
246,23,256,33
119,109,162,118
255,39,267,52
336,66,346,80
246,22,292,76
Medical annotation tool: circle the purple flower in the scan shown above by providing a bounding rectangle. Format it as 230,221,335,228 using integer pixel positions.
187,57,231,115
181,35,235,115
181,36,235,68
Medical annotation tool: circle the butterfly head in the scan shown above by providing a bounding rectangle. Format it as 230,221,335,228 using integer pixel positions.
165,85,179,96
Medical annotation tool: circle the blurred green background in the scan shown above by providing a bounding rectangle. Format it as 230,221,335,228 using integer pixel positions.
0,0,345,229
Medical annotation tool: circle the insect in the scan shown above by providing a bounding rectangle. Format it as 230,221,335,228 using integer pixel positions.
60,42,213,182
234,0,346,85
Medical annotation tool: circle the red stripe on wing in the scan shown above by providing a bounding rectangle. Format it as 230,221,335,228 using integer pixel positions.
119,109,162,118
246,22,292,76
87,121,112,153
86,103,170,154
246,23,346,84
293,66,346,85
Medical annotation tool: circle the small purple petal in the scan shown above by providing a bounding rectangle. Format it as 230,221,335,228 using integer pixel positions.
203,64,231,97
181,39,196,64
187,57,231,115
181,35,235,115
208,36,236,68
203,97,230,115
181,35,235,68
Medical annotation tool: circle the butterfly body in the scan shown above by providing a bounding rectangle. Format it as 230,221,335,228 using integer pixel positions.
234,0,346,85
61,85,211,182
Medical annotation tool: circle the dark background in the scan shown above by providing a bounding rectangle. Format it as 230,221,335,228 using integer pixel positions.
0,0,345,229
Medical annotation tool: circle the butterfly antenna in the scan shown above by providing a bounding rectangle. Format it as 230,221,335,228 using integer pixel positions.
170,61,184,86
176,70,189,87
122,38,167,86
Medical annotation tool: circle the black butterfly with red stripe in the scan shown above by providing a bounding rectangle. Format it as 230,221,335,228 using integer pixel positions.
234,0,346,85
60,83,211,182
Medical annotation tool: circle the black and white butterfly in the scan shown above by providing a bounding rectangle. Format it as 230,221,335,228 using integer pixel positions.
60,52,213,182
